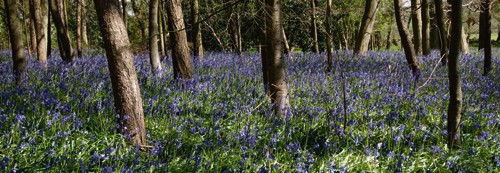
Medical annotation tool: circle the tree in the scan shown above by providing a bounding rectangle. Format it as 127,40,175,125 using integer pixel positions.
28,0,37,55
325,0,333,71
93,0,147,148
191,0,203,58
258,0,269,94
121,0,127,28
447,0,463,149
226,0,242,56
421,0,430,55
4,0,26,84
479,0,491,76
82,0,88,45
265,0,290,116
435,0,448,65
310,0,319,53
354,0,379,55
411,0,422,54
50,0,74,62
149,0,161,72
394,0,421,77
32,0,49,65
166,0,193,79
77,0,83,57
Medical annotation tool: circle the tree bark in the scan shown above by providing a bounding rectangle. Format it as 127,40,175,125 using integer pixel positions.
50,0,73,62
149,0,161,72
158,5,165,57
226,0,242,56
326,0,333,72
411,0,422,54
435,0,448,65
47,4,52,58
77,0,83,57
421,0,430,55
4,0,27,84
447,0,463,149
354,0,379,55
82,0,88,45
29,0,37,55
191,0,203,58
386,26,392,50
461,27,469,54
166,0,193,79
479,0,491,76
394,0,421,77
265,0,290,116
258,0,269,94
282,27,291,55
93,0,147,148
310,0,319,53
32,0,49,64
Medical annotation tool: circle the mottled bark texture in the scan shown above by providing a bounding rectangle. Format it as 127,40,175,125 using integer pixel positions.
93,0,147,148
265,0,290,116
50,0,74,62
82,0,88,45
394,0,421,77
354,0,379,55
479,0,491,76
191,0,203,58
421,0,430,55
4,0,27,84
77,0,83,57
149,0,162,72
435,0,448,65
32,0,49,64
447,0,463,149
411,0,422,54
166,0,193,79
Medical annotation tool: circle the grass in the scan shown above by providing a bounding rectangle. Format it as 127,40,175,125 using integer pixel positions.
0,50,499,172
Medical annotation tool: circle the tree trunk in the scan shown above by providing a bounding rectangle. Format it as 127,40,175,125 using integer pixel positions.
447,0,463,149
4,0,27,84
121,0,127,28
77,0,83,57
394,0,421,77
310,0,319,53
47,5,52,58
258,0,269,94
479,0,491,76
82,0,88,45
161,5,169,58
93,0,147,148
421,0,430,55
50,0,73,62
149,0,161,72
461,27,469,53
158,6,165,57
435,0,448,65
226,0,241,56
326,0,333,72
191,0,203,58
32,0,49,64
166,0,193,79
411,0,422,54
282,27,291,55
29,0,37,55
265,0,290,116
386,26,392,50
355,0,379,55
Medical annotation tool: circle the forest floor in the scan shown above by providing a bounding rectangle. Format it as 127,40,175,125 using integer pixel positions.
0,49,499,172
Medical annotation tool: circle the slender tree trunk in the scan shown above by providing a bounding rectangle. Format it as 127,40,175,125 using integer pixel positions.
93,0,147,148
447,0,463,149
50,0,73,62
29,0,37,55
282,27,291,55
226,0,241,56
394,0,421,77
77,0,83,57
47,5,52,58
149,0,161,72
421,0,430,55
4,0,27,84
158,6,165,57
121,0,127,28
435,0,448,65
258,0,269,94
33,0,49,64
479,0,491,76
326,0,333,72
355,0,379,55
161,5,169,58
461,27,469,53
265,0,290,116
166,0,193,79
82,0,88,45
191,0,203,58
310,0,319,53
386,26,392,49
411,0,422,54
